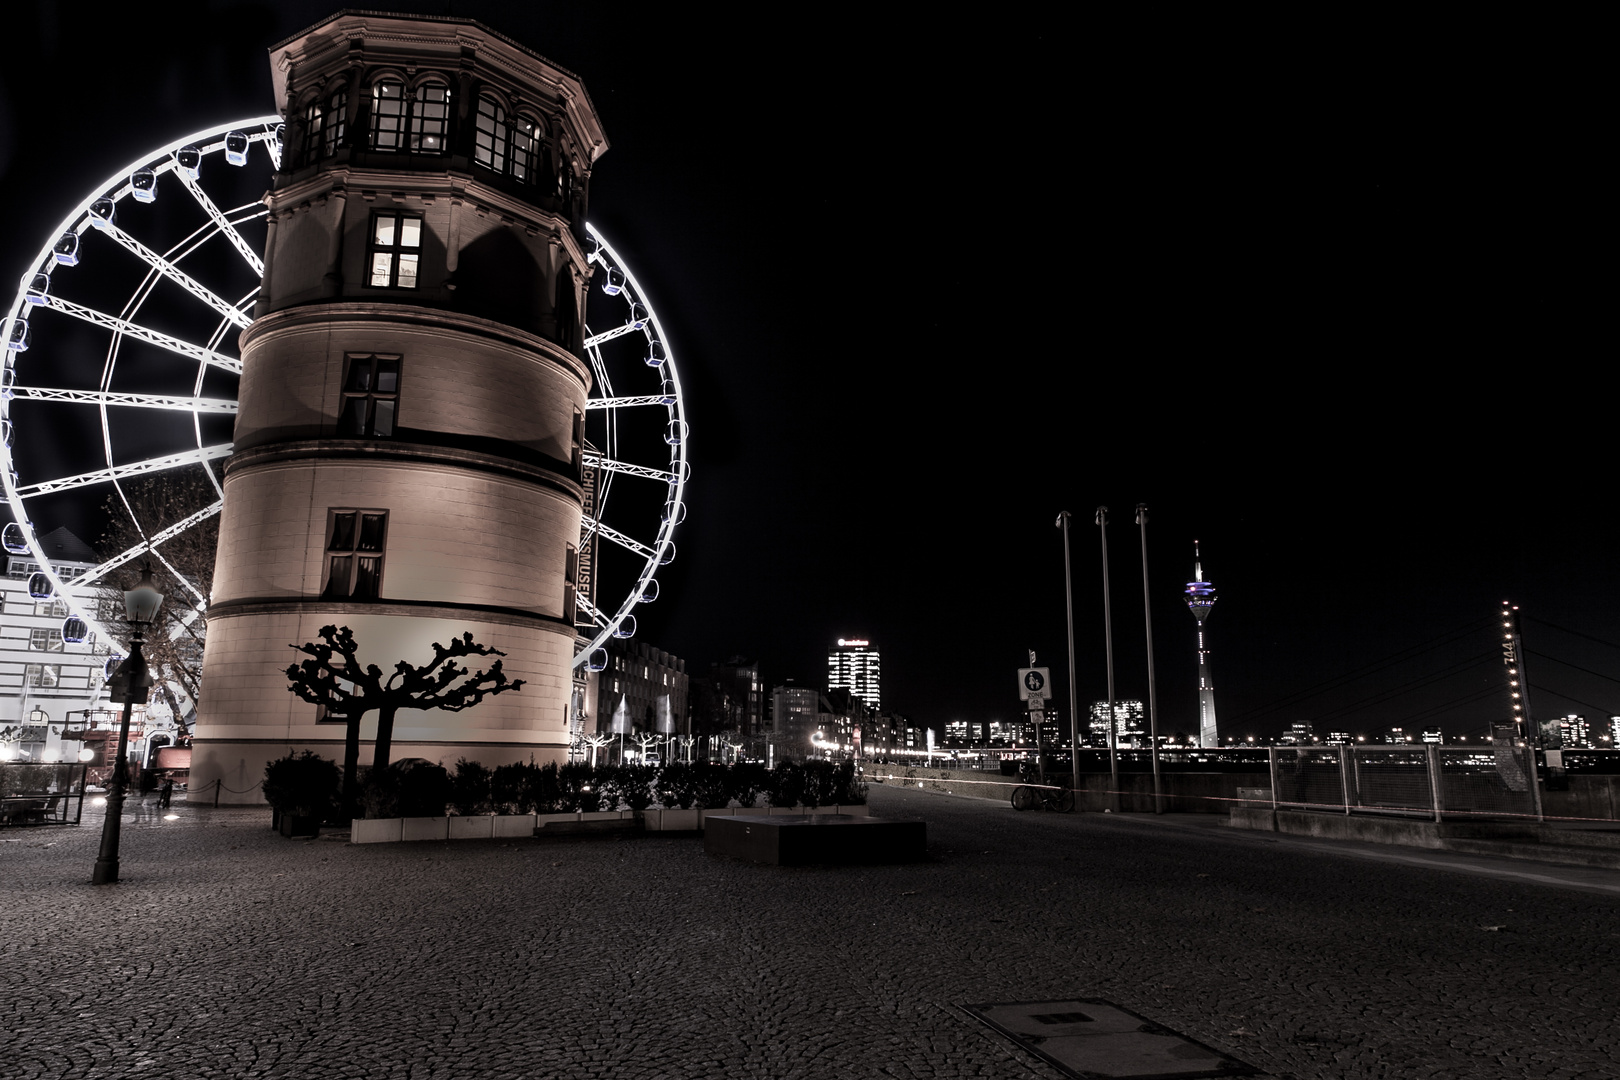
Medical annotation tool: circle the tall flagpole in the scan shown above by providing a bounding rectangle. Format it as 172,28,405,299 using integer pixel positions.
1136,503,1163,814
1057,512,1081,805
1097,507,1119,812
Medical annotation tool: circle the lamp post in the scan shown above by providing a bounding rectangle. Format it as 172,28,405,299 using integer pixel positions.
1056,512,1081,804
91,564,164,885
1135,504,1163,814
1097,507,1120,812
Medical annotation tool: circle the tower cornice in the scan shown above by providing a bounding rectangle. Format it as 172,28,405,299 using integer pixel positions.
271,11,607,161
239,302,593,392
264,168,591,280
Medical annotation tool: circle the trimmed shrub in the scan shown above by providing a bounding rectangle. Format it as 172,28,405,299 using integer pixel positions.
603,765,655,812
767,761,805,808
655,762,697,809
804,760,842,808
557,762,602,812
492,759,560,814
729,762,769,808
448,758,494,815
692,762,731,809
360,760,450,818
263,751,341,819
832,760,867,805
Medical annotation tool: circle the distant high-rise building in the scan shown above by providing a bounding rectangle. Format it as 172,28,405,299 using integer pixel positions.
1385,727,1408,744
711,657,764,735
1420,729,1443,744
1183,544,1219,747
828,638,881,712
769,681,823,754
1559,714,1591,748
1325,731,1353,745
1610,716,1620,746
1281,720,1313,745
1090,700,1146,747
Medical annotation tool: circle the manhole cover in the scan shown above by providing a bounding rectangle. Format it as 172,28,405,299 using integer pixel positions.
962,999,1259,1079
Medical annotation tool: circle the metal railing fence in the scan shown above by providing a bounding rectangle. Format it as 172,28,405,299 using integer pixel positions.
1266,744,1541,822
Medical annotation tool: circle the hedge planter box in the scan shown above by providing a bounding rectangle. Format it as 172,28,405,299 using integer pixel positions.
403,816,450,842
348,805,871,843
645,808,701,832
352,818,405,844
352,814,534,843
536,810,642,835
278,813,321,839
448,815,494,840
493,814,538,838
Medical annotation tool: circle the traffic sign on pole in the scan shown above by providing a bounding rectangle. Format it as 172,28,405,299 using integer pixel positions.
1018,667,1051,701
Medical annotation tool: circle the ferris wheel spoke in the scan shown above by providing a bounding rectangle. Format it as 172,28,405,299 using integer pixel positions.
170,167,265,277
586,396,670,410
580,451,679,483
11,388,237,413
73,501,223,589
16,445,232,498
581,515,654,560
96,221,253,329
582,323,640,349
40,295,242,373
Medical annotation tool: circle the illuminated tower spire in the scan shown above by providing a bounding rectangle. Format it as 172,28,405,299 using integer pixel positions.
1183,542,1218,747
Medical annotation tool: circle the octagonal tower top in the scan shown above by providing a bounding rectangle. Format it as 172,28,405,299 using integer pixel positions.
271,10,607,164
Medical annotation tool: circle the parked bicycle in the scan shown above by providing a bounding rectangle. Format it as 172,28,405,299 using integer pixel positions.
1009,762,1075,813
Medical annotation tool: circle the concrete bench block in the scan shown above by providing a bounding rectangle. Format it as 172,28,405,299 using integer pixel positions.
705,813,926,866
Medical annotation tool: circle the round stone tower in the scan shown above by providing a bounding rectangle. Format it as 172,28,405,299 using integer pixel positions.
190,12,607,801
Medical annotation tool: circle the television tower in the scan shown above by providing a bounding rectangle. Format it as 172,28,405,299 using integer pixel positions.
1184,543,1219,747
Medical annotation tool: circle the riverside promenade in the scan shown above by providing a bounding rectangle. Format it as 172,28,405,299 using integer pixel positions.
3,785,1618,1079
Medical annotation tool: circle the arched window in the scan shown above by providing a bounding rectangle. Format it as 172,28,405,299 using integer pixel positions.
370,80,406,150
411,83,451,153
323,89,347,157
510,115,540,183
301,88,348,165
301,98,326,166
474,94,509,172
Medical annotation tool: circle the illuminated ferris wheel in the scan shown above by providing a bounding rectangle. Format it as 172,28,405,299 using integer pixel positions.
0,117,687,672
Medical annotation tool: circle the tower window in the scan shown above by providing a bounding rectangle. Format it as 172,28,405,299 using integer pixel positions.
367,213,422,289
369,81,406,151
474,95,509,173
338,354,401,437
411,84,451,152
510,117,539,182
301,89,347,165
323,509,388,599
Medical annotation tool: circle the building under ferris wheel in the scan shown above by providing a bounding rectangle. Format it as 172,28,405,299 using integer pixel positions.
0,12,690,800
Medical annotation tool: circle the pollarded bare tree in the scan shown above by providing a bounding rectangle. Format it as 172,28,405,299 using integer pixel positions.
96,466,220,710
285,625,526,806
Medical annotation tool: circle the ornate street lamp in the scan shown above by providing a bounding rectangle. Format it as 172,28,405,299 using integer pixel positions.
91,564,163,885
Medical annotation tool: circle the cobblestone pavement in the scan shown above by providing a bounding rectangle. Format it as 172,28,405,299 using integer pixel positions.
4,785,1620,1080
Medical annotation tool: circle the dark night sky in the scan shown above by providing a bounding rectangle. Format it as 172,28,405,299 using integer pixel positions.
0,3,1609,739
